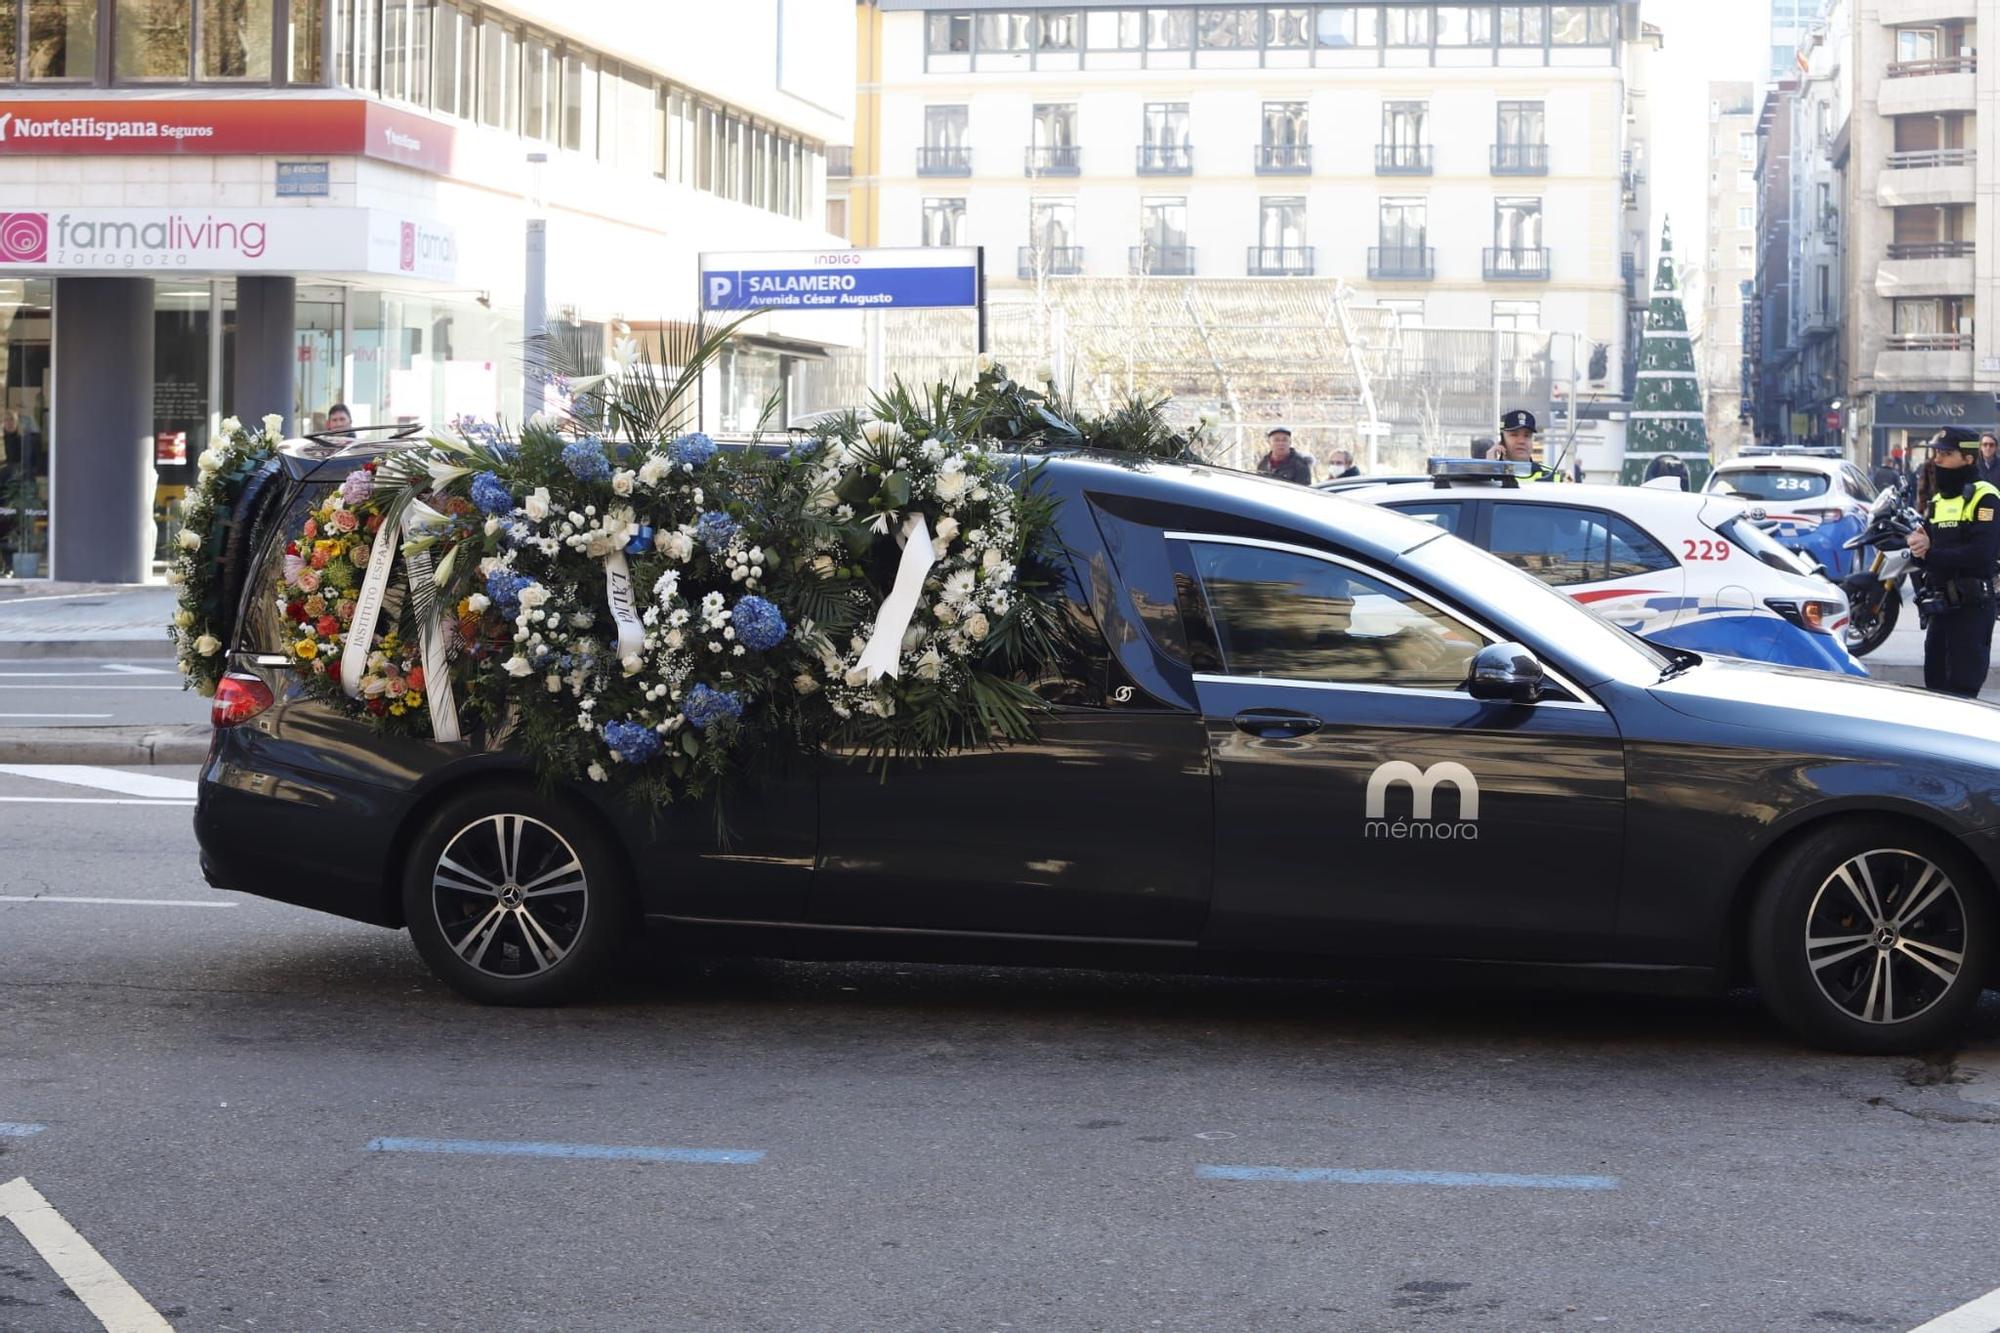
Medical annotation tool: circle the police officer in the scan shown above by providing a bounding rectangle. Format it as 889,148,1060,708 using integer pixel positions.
1909,426,2000,697
1485,409,1567,482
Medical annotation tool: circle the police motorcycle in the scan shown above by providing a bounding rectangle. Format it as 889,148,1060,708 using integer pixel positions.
1837,478,1923,657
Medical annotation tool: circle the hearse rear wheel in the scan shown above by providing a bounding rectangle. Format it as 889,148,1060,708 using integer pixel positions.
1749,820,1990,1054
402,785,633,1005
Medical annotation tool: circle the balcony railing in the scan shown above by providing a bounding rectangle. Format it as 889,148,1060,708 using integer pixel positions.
1136,144,1193,174
1255,142,1312,174
827,145,853,178
1886,332,1970,350
1886,56,1976,77
1491,142,1549,174
1024,144,1081,176
1484,246,1552,280
1018,245,1085,278
916,145,972,176
1247,245,1315,276
1376,143,1433,175
1886,148,1975,169
1368,245,1435,280
1886,240,1974,259
1130,244,1196,275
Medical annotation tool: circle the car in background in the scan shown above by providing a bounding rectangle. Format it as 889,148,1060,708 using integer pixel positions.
1335,461,1864,676
1704,447,1876,579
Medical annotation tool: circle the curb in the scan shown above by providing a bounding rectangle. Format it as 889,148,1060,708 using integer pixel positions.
1868,662,2000,690
0,725,210,766
0,638,179,661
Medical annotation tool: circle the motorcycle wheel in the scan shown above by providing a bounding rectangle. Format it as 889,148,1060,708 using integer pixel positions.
1844,589,1899,658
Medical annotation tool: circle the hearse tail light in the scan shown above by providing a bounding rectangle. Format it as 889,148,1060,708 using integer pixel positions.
212,674,275,729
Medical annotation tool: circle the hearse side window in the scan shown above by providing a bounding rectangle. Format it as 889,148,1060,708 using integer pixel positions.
1488,503,1674,587
1385,499,1468,537
1187,541,1487,690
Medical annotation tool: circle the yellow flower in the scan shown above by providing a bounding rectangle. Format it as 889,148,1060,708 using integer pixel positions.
456,597,472,617
403,690,422,708
389,703,406,716
294,639,319,660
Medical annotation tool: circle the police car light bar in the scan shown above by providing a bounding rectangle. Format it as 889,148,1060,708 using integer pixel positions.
1739,445,1842,459
1428,457,1531,488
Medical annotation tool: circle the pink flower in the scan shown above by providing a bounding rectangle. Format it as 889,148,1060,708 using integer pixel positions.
295,568,322,594
331,509,359,534
309,548,330,570
340,470,375,505
349,543,373,568
283,554,304,583
337,599,357,620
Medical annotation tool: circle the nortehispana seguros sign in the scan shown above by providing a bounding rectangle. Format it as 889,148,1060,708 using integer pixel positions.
699,247,980,311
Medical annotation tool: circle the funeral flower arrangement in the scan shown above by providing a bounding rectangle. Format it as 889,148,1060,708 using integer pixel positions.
169,413,285,696
179,334,1207,811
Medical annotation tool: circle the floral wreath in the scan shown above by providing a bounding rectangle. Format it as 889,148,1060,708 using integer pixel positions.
169,414,284,697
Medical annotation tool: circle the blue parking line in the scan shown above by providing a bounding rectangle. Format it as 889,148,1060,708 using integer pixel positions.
366,1137,764,1165
0,1123,46,1137
1198,1165,1618,1191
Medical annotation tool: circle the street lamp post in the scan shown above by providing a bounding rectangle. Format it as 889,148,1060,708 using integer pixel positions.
523,151,548,425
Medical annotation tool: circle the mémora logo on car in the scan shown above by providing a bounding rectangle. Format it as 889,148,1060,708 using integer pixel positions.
1364,761,1480,841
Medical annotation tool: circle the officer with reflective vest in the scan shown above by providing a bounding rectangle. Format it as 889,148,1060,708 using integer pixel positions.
1485,409,1567,482
1909,426,2000,697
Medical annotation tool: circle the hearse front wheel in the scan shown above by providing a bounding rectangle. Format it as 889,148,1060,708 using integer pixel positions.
1749,820,1991,1054
401,786,633,1005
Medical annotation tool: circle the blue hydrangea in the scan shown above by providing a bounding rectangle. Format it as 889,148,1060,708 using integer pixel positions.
694,510,741,551
683,683,744,733
562,438,612,483
601,719,663,765
731,596,788,653
469,471,514,516
484,569,532,617
670,432,719,467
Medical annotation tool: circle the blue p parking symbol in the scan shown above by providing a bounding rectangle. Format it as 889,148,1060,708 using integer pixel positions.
705,274,735,308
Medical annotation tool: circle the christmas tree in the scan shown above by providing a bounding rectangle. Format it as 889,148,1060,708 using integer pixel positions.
1627,218,1709,457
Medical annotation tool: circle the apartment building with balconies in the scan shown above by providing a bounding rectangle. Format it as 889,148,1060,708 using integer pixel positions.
1781,7,1850,447
1705,81,1760,454
1841,0,1986,463
842,0,1645,381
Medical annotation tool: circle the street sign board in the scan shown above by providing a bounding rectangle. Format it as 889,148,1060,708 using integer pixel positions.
699,247,979,312
275,160,329,197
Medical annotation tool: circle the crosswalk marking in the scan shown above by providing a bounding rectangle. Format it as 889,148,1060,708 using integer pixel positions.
0,1177,175,1332
0,765,199,800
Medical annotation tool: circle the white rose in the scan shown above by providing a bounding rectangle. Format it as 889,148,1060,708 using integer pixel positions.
982,549,1002,572
794,673,820,695
1036,361,1056,384
261,413,284,439
612,469,636,497
196,448,227,474
177,528,203,551
523,487,551,521
174,609,196,629
964,613,991,640
466,593,491,614
637,456,669,486
587,763,608,783
915,648,943,680
219,415,242,436
165,569,184,586
934,470,968,502
622,653,645,676
935,516,960,544
843,666,870,688
195,634,222,657
974,352,995,373
503,655,534,677
546,675,562,693
665,629,685,651
860,419,902,445
517,583,550,610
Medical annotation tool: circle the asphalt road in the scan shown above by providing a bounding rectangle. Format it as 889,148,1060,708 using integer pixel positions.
5,764,2000,1332
0,659,208,729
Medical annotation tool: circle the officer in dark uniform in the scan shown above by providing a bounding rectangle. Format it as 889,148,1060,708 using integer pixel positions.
1909,426,2000,697
1485,409,1566,482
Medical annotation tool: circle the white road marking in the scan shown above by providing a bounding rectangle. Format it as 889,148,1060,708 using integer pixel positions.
1909,1285,2000,1332
0,713,113,719
0,685,184,691
0,1177,175,1332
100,665,174,676
0,592,115,605
0,799,195,806
0,895,233,907
0,766,199,799
0,665,172,679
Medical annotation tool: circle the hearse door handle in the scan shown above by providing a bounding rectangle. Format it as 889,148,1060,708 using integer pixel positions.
1232,708,1322,739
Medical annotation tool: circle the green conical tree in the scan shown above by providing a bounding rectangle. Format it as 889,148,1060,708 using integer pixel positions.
1628,218,1710,456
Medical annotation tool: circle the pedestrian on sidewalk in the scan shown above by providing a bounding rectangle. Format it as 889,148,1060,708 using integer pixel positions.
1256,427,1314,485
1977,432,2000,490
1326,448,1360,479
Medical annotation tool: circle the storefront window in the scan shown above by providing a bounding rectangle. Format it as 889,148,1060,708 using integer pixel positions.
27,0,97,79
200,0,272,78
347,289,521,432
0,280,53,579
721,347,784,434
115,0,189,79
152,283,213,563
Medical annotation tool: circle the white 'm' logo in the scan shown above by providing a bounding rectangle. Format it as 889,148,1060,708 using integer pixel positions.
1365,761,1479,821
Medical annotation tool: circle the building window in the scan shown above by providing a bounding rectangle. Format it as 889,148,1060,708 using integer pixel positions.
923,197,966,247
27,0,98,78
1737,169,1753,189
1550,5,1616,45
1138,195,1190,271
289,0,324,82
927,12,972,54
1197,8,1259,49
521,34,557,142
1738,205,1754,228
1377,299,1425,327
1265,7,1311,47
200,0,273,79
479,20,518,130
1384,6,1431,45
1498,5,1545,46
560,48,597,156
1492,300,1541,330
1035,11,1077,50
1260,196,1307,249
1896,28,1939,62
1086,10,1144,49
1494,196,1543,250
1147,8,1193,49
115,0,189,80
1378,196,1427,250
380,0,431,105
1436,5,1493,45
921,104,971,173
976,11,1031,52
1739,131,1755,158
1140,102,1192,171
1737,244,1753,266
1498,100,1544,147
432,2,477,120
1031,196,1076,249
1316,5,1379,47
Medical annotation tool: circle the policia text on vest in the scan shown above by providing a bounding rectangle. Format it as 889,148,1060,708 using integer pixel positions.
1911,428,2000,698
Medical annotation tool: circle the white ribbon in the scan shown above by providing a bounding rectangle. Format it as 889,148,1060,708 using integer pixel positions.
338,497,462,743
603,551,645,661
855,513,936,683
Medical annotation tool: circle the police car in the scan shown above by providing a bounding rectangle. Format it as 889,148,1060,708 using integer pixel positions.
1704,447,1877,580
1334,459,1864,676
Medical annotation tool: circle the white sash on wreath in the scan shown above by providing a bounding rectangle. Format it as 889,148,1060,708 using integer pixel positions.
339,498,463,743
855,513,936,683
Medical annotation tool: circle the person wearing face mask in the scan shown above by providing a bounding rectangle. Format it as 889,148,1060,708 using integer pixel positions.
1908,427,2000,696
